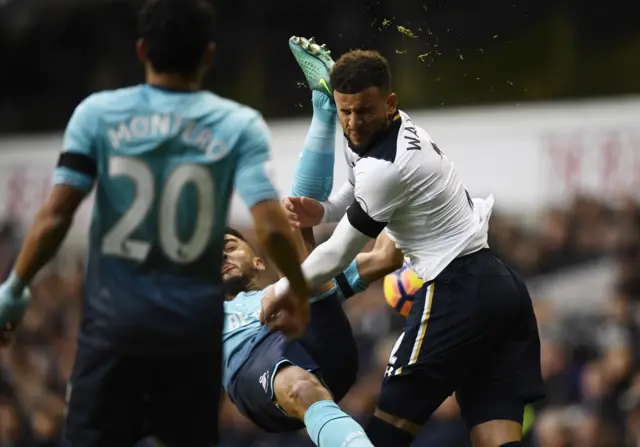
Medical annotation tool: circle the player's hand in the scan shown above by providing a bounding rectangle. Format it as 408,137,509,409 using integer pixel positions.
260,286,310,339
0,281,30,346
281,196,324,229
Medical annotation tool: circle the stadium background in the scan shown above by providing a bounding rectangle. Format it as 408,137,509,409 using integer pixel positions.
0,0,639,445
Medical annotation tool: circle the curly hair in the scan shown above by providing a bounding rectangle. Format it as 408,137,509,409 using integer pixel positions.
330,49,391,94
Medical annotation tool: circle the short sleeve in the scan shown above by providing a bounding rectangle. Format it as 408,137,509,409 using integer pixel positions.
233,114,280,209
53,97,100,192
346,162,404,238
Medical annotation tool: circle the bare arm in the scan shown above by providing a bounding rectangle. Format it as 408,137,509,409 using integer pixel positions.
10,96,99,286
233,113,312,302
354,232,404,284
13,185,86,284
273,225,334,295
299,227,317,254
250,200,310,300
327,231,403,302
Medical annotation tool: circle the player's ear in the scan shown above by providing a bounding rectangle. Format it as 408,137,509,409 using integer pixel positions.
136,38,147,64
201,42,216,69
254,257,266,272
386,93,398,114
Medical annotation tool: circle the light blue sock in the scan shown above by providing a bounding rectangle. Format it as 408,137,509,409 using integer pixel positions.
304,400,374,447
290,91,337,201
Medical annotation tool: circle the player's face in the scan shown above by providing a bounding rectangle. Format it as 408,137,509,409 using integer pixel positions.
334,87,398,153
222,235,264,283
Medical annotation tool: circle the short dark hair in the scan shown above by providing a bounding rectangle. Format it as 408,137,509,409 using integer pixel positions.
225,227,247,242
330,50,391,94
225,227,259,253
138,0,216,74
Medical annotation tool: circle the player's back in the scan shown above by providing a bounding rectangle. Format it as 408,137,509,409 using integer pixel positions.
69,85,268,352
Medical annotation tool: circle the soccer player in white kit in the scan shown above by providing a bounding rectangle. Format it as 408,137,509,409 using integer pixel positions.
265,38,544,447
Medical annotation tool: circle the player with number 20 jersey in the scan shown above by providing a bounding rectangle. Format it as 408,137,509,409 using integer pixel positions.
0,2,310,447
62,85,273,352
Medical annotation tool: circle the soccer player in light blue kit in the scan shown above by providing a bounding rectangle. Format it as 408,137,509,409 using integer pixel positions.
217,37,403,447
0,1,309,446
220,226,400,446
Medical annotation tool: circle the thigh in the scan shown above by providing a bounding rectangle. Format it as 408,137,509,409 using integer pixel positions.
376,282,458,425
377,253,513,425
456,274,545,429
228,332,319,433
377,368,455,426
148,337,223,446
62,341,146,447
383,274,497,383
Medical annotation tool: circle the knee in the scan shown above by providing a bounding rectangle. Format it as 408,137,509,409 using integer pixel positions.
274,368,331,419
285,377,327,406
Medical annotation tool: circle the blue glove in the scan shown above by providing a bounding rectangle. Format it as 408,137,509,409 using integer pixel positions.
0,272,30,327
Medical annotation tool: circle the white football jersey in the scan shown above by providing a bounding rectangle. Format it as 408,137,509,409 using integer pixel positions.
343,110,493,282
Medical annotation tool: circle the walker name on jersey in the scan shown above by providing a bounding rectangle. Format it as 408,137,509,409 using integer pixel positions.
226,310,260,332
107,114,228,160
403,118,422,151
404,116,443,155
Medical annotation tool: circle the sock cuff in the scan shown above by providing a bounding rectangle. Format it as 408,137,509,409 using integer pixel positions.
6,270,25,295
304,400,343,424
311,91,337,112
311,93,337,126
304,400,350,444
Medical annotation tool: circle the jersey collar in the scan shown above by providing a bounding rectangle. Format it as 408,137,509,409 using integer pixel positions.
145,83,197,93
346,110,402,158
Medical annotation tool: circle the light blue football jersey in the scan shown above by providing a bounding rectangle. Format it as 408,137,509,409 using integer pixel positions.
222,258,367,389
54,85,279,352
222,289,267,388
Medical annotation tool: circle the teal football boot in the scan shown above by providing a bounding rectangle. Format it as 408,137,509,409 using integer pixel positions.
289,36,334,97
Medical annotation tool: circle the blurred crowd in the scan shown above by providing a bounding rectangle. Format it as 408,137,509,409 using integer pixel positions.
0,194,639,446
1,0,638,445
1,0,639,134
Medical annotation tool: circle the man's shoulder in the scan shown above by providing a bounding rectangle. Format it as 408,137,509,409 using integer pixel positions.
206,99,269,150
78,86,145,112
352,109,433,170
396,110,437,152
203,94,265,128
352,157,404,203
79,87,262,123
373,110,445,177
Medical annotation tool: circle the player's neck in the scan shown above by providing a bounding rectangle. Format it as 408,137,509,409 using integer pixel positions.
347,116,399,155
226,282,261,300
245,281,261,293
146,69,202,92
223,275,261,298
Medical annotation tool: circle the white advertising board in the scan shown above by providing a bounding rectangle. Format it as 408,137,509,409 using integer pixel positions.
0,96,639,246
